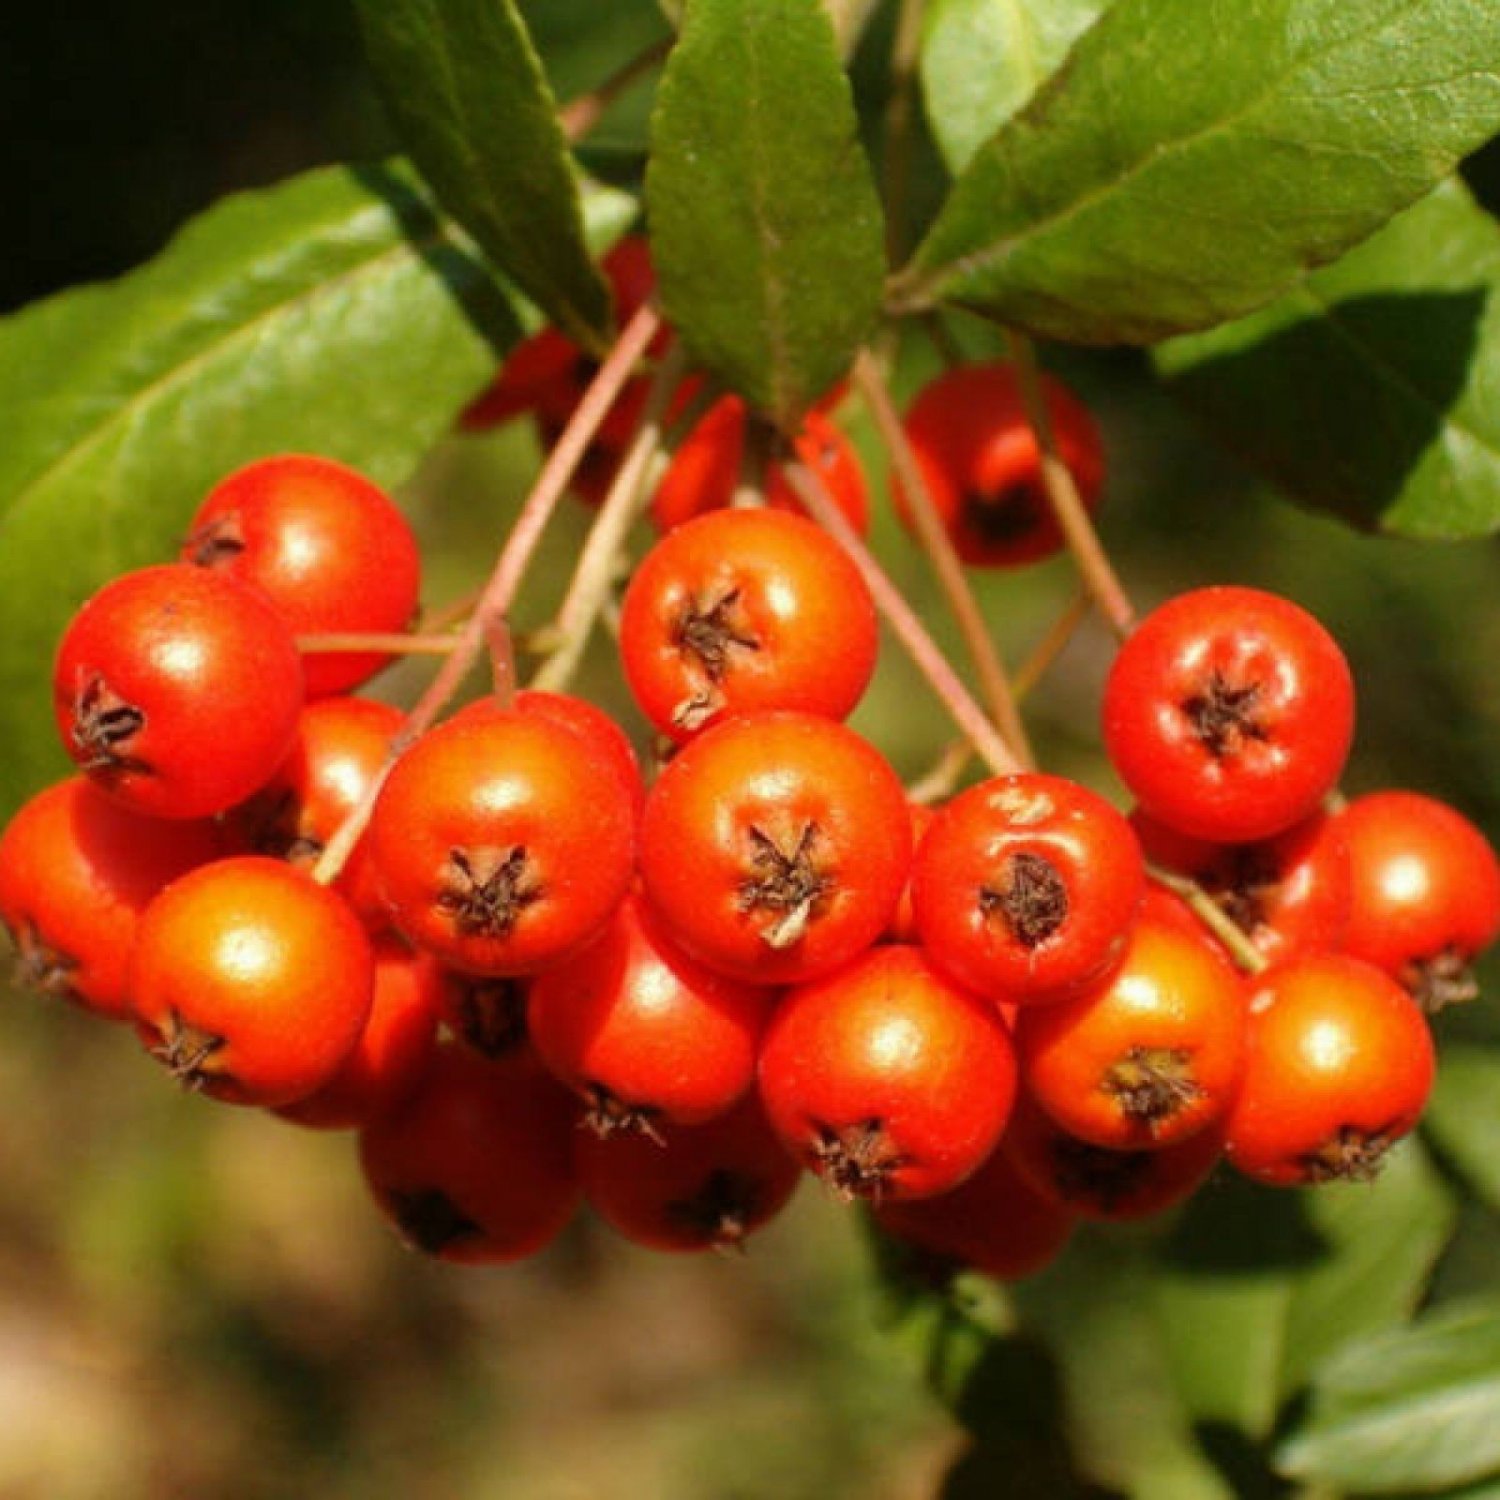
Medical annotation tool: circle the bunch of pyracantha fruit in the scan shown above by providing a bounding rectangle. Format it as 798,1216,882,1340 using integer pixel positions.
3,236,1497,1278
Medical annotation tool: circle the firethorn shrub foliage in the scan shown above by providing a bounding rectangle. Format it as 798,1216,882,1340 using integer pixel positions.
6,0,1500,1495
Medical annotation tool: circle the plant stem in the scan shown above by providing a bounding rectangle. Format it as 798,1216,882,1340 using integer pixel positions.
881,0,928,266
296,632,459,656
310,303,662,887
1146,865,1269,976
529,344,700,694
1005,330,1136,641
854,348,1036,770
1012,587,1092,702
558,37,673,143
780,458,1023,779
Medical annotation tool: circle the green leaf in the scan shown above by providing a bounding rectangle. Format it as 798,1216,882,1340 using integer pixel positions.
919,0,1108,175
354,0,612,350
1423,1044,1500,1209
1015,1232,1236,1499
646,0,886,427
1155,178,1500,539
1153,1140,1456,1441
1276,1297,1500,1492
0,163,515,822
892,0,1500,345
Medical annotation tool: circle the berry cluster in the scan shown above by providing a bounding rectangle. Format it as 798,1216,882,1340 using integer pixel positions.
3,249,1498,1286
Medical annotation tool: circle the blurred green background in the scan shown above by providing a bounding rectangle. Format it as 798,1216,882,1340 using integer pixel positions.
6,3,1500,1497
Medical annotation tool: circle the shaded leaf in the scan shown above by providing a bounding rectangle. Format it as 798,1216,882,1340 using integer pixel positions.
646,0,885,427
1277,1297,1500,1492
920,0,1108,175
893,0,1500,345
1156,178,1500,539
354,0,612,349
0,165,630,821
1152,1141,1456,1440
1423,1044,1500,1210
1015,1232,1235,1499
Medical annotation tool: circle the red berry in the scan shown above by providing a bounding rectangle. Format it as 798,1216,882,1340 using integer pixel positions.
368,708,636,975
758,944,1018,1202
912,773,1144,1003
275,935,443,1130
1131,807,1352,965
1225,953,1435,1187
54,563,304,819
649,395,870,535
638,711,912,986
619,507,878,741
528,894,777,1137
574,1095,802,1253
1102,585,1355,843
129,856,375,1107
1002,1091,1225,1221
1336,790,1500,1011
183,454,422,698
876,1130,1075,1279
359,1041,581,1263
235,695,404,929
0,776,226,1021
1015,914,1246,1150
895,361,1105,568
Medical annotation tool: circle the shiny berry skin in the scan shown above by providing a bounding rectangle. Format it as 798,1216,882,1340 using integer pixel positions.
275,936,444,1130
638,711,912,986
129,856,375,1107
574,1096,802,1253
875,1131,1075,1280
758,944,1018,1202
359,1041,581,1264
1102,586,1355,843
894,361,1105,568
528,894,777,1138
368,708,636,976
53,563,304,819
618,507,878,741
911,773,1144,1003
1131,807,1352,965
236,695,404,929
649,395,870,535
454,689,646,823
1015,914,1246,1150
182,453,422,699
1002,1091,1225,1221
1336,790,1500,1012
1224,953,1435,1187
0,776,226,1021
